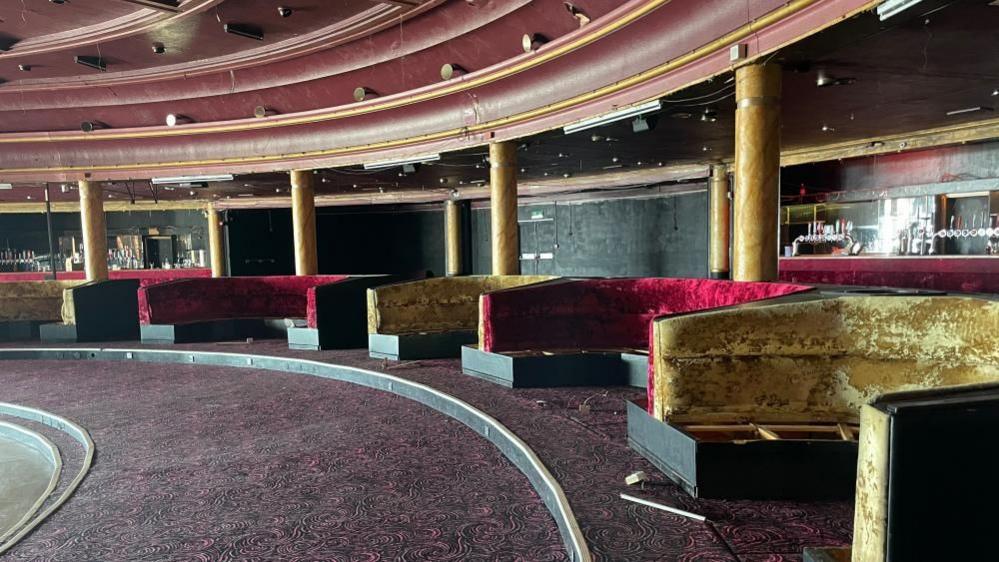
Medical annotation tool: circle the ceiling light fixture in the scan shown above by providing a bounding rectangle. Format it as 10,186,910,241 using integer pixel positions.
522,33,549,53
151,174,234,185
563,100,662,134
80,121,107,132
74,56,106,71
277,6,293,17
17,64,30,72
152,43,166,54
946,106,993,116
165,113,191,127
0,183,12,190
440,63,467,81
253,105,278,118
363,154,441,170
353,86,376,102
224,23,264,41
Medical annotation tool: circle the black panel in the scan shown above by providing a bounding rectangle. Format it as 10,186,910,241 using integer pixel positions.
884,387,999,562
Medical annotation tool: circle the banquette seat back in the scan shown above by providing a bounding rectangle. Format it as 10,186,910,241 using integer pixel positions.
366,275,558,336
138,275,348,325
478,277,811,353
649,295,999,422
0,280,84,322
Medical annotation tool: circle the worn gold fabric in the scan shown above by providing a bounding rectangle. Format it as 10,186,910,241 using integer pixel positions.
851,403,891,562
651,296,999,422
0,281,83,322
367,276,556,335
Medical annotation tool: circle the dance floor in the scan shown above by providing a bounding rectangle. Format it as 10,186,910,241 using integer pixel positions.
0,342,854,561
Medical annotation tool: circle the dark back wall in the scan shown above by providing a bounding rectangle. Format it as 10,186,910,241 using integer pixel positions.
226,189,709,279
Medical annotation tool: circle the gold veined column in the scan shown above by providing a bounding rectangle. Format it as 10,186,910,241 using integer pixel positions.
78,179,109,282
290,170,319,276
709,164,731,279
207,206,226,277
489,142,520,275
732,63,781,282
444,199,464,276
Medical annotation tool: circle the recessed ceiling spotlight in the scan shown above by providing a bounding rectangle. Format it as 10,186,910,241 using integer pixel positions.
353,86,376,102
636,161,643,165
611,156,619,163
992,89,998,97
277,6,293,17
657,162,663,167
223,23,264,41
165,113,181,127
543,171,550,177
189,190,195,196
562,172,571,178
519,168,526,173
152,43,165,55
522,33,549,53
821,124,835,132
322,177,330,183
701,146,711,152
17,64,30,72
701,107,718,122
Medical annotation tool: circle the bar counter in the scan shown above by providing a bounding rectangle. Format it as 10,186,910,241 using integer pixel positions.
0,268,211,283
779,256,999,294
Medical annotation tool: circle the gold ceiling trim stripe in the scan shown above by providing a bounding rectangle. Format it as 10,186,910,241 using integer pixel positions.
0,0,671,145
0,0,829,174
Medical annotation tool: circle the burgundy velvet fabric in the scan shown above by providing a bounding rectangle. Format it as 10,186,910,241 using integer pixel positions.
0,268,211,283
481,278,811,353
779,257,999,294
138,275,347,325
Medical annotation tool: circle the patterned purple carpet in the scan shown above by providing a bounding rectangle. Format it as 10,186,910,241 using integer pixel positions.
1,359,566,561
0,342,854,561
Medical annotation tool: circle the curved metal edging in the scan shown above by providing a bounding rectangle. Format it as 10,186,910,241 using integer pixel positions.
0,348,592,562
0,401,94,555
0,420,62,545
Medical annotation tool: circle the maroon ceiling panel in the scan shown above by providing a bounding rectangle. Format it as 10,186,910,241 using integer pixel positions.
0,0,874,182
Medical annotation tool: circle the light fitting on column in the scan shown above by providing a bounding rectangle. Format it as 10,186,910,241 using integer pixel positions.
522,33,549,53
353,86,377,102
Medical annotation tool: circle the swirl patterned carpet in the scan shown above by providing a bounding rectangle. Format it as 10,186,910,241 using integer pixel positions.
0,342,855,561
0,359,566,561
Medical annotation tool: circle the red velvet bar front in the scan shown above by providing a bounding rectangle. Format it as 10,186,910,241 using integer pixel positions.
481,278,811,353
138,275,347,325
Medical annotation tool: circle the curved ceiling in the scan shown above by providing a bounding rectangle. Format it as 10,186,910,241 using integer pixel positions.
0,0,879,183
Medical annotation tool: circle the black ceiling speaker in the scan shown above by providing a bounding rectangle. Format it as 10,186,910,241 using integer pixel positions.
224,23,264,41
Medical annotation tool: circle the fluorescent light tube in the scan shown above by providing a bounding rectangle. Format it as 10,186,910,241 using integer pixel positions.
151,174,234,185
563,100,661,135
363,154,441,170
